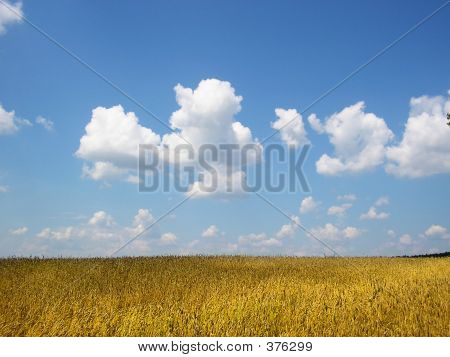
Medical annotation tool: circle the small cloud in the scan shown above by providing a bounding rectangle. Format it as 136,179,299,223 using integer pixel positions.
188,239,199,248
160,232,177,244
307,113,324,134
337,194,357,201
88,211,114,227
36,227,74,241
328,203,352,216
271,108,309,148
299,196,318,214
10,226,28,235
311,223,362,241
387,229,396,238
424,224,449,239
275,216,300,239
0,1,23,35
360,206,389,220
399,234,412,245
238,233,282,247
375,196,389,206
202,225,219,238
0,185,9,193
343,226,362,239
0,103,31,135
35,116,54,131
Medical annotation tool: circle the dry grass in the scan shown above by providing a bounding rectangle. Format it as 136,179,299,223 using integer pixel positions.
0,256,448,336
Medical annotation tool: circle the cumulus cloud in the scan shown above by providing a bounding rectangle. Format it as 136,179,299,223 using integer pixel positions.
202,225,219,238
310,223,362,241
311,102,394,175
35,116,54,131
343,226,362,239
399,234,412,245
327,203,352,216
163,79,261,197
0,1,23,35
337,194,357,201
375,196,389,206
386,91,450,177
307,113,324,134
387,229,396,238
76,105,161,181
271,108,309,148
238,233,281,247
275,215,300,239
360,206,389,220
9,226,28,235
160,232,177,244
37,227,74,241
299,196,318,214
424,224,449,239
88,211,114,227
26,208,159,256
76,79,261,197
128,208,155,237
238,215,300,249
0,103,31,134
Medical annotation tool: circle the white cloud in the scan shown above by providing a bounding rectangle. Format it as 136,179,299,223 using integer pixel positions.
0,185,9,193
312,102,394,175
76,79,261,197
35,116,54,131
387,229,396,238
360,206,389,220
81,161,129,181
9,226,27,235
202,224,219,238
299,196,318,214
36,228,51,239
386,91,450,177
307,113,324,134
0,104,17,134
88,211,114,227
327,203,352,216
424,224,449,239
275,215,300,239
188,239,200,248
0,103,31,134
311,223,362,241
164,79,261,197
271,108,309,148
160,232,177,244
343,226,362,239
399,234,412,245
27,208,159,256
375,196,389,206
129,208,155,236
238,233,282,247
76,105,161,181
37,227,74,241
238,215,300,250
337,194,357,201
0,1,23,35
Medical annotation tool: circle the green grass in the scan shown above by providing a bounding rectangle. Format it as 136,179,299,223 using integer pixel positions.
0,256,448,336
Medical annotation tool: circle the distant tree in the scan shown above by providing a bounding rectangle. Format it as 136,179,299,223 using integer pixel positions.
447,113,450,126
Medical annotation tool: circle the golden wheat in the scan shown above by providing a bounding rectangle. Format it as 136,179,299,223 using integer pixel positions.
0,256,448,336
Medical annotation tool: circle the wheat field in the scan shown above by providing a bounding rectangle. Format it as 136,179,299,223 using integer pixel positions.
0,256,448,336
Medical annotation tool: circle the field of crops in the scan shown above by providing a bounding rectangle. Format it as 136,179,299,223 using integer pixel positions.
0,256,448,336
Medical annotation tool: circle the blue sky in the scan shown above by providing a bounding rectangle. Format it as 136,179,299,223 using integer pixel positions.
0,0,449,257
